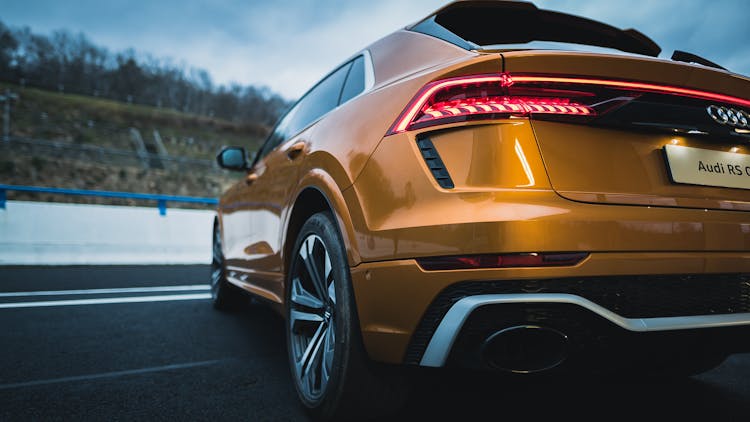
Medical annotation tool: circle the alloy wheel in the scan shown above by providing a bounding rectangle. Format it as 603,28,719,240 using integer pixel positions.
289,234,337,402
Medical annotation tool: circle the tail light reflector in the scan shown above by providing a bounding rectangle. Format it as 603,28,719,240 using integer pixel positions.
417,252,589,271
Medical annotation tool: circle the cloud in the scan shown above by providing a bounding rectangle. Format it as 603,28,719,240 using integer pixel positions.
536,0,750,73
2,0,748,100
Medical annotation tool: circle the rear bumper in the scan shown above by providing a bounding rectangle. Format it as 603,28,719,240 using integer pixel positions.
350,253,750,365
419,293,750,367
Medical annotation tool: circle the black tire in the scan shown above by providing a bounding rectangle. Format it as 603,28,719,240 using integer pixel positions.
286,212,409,421
211,223,246,311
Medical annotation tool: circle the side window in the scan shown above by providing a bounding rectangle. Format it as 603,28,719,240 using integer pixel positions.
339,56,365,105
255,60,353,162
257,102,301,160
289,61,352,136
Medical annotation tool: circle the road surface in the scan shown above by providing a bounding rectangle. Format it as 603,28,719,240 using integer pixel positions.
1,266,749,420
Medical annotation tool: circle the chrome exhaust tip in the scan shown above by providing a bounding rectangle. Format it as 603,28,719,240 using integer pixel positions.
480,325,568,373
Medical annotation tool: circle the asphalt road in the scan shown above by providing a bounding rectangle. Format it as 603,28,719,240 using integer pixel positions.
1,265,749,421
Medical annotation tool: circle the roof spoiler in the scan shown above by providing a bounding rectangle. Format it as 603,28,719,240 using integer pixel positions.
408,0,661,57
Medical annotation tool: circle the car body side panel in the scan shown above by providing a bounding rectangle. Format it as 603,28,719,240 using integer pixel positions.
219,127,314,304
368,29,473,89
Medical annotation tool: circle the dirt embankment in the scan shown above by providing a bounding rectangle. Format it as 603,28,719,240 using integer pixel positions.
1,83,265,206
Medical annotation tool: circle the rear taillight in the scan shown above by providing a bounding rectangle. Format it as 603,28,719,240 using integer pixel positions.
417,252,589,271
387,73,750,135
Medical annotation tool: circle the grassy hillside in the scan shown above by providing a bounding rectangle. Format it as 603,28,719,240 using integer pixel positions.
1,81,268,158
1,82,268,205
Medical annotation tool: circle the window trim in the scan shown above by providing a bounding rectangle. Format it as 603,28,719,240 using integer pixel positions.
362,49,375,95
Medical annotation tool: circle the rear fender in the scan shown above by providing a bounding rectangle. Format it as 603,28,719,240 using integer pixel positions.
285,169,362,270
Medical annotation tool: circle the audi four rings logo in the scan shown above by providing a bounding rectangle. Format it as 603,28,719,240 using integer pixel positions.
707,105,750,128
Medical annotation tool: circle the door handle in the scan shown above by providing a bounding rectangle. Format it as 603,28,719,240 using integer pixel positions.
286,141,307,160
245,172,258,185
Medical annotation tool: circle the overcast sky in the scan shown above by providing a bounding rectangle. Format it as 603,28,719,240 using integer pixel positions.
2,0,749,100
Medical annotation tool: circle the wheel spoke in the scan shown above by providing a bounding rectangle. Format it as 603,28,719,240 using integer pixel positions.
324,319,335,373
291,277,325,310
301,237,328,302
317,327,330,388
327,281,336,305
211,268,222,286
299,322,327,379
213,232,222,260
311,326,328,385
211,229,224,294
324,252,336,304
290,309,323,329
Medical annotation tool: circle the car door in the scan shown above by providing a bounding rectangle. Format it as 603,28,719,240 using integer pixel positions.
221,102,303,302
224,60,354,303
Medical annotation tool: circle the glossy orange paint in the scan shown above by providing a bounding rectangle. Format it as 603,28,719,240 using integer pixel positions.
217,17,750,364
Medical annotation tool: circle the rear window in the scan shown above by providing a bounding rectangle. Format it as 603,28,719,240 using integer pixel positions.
292,61,352,134
339,55,365,104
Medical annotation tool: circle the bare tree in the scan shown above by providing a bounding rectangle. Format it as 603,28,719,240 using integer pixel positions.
0,19,290,126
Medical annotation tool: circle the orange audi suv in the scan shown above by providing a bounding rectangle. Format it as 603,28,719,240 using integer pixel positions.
213,1,750,419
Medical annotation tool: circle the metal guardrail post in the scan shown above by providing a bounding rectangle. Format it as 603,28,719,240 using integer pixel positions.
1,90,19,143
158,199,167,216
0,188,6,209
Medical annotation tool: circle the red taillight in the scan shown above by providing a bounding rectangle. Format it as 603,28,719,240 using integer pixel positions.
387,72,750,135
419,96,593,124
390,74,512,134
387,73,600,135
417,252,588,271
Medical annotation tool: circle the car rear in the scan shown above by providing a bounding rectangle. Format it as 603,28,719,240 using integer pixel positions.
345,1,750,374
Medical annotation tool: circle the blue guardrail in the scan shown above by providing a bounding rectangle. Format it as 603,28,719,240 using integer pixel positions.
0,184,218,216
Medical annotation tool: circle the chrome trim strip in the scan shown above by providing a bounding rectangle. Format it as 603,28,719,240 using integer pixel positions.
419,293,750,367
362,49,375,91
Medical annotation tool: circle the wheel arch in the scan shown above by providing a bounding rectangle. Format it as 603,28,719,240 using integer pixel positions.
283,170,361,280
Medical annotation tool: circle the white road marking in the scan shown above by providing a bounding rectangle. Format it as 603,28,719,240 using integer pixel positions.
0,284,210,297
0,293,212,309
0,360,225,390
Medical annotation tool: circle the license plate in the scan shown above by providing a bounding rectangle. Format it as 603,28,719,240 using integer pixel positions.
664,144,750,190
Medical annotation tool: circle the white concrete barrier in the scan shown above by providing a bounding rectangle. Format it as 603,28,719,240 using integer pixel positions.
0,201,215,265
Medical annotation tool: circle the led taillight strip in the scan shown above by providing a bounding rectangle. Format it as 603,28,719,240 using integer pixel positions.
387,73,750,135
512,75,750,108
419,98,593,122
